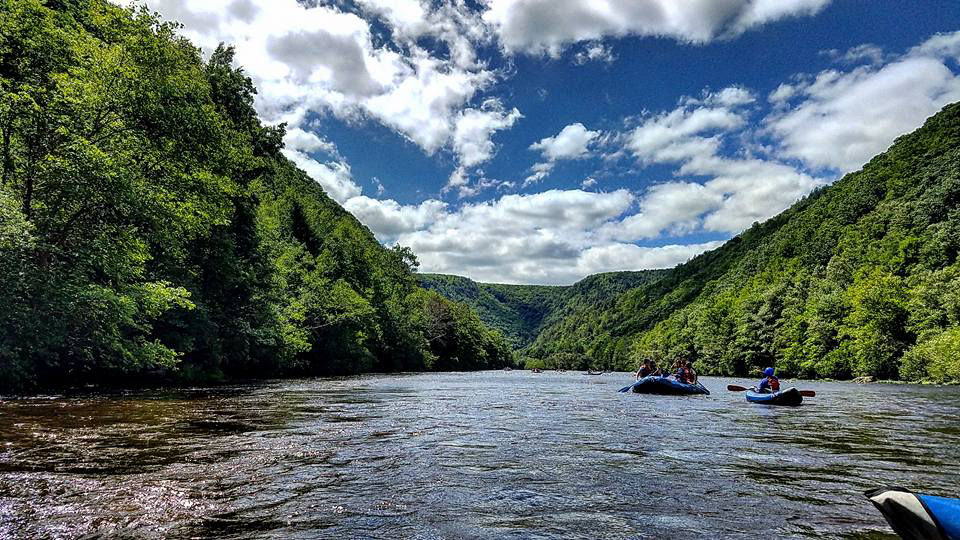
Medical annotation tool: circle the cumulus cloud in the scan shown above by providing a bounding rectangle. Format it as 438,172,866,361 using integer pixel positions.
768,31,960,171
343,196,448,241
610,86,826,238
531,123,601,160
525,123,601,185
387,188,719,284
283,127,340,156
452,100,523,168
482,0,832,55
626,104,745,164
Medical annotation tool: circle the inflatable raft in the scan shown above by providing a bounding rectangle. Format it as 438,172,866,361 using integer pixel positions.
867,487,960,540
624,376,709,395
745,387,802,406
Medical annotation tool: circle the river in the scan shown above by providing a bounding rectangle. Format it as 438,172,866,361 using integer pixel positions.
1,372,958,539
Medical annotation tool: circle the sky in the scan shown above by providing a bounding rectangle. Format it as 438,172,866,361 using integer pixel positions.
122,0,960,284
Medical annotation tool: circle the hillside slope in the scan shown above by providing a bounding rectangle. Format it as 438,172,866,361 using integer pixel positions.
526,102,960,381
0,0,511,391
418,270,668,356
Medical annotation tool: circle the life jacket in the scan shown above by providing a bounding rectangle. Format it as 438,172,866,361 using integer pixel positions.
638,366,652,377
677,367,693,384
769,376,780,391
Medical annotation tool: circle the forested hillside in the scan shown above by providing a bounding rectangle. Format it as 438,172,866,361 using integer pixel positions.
418,274,565,347
525,103,960,382
419,270,667,368
0,0,511,392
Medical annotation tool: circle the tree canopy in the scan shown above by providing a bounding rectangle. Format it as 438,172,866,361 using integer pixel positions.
0,0,512,392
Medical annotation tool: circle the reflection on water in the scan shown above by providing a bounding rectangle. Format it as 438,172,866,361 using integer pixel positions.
1,373,958,539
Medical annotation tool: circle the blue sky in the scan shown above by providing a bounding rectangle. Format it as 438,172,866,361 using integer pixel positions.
135,0,960,284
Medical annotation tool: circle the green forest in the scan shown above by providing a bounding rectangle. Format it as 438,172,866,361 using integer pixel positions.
0,0,512,392
418,271,668,369
505,103,960,383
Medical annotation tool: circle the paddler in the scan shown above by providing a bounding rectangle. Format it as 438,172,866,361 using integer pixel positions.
673,359,697,384
635,359,653,379
756,367,780,393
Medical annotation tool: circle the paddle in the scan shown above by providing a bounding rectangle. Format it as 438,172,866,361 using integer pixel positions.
727,384,815,397
618,383,635,393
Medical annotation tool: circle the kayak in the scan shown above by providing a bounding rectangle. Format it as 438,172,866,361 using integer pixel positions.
866,487,960,540
745,387,802,406
626,376,709,395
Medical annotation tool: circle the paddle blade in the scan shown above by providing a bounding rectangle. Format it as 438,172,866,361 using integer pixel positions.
799,390,816,397
727,385,748,392
618,384,633,393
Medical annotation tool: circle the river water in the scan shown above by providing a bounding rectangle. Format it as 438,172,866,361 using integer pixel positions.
1,372,958,539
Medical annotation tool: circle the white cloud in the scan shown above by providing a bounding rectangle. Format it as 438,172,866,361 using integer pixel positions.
343,196,448,241
525,122,601,186
581,177,598,189
768,83,797,104
385,188,716,284
523,161,555,187
452,100,523,168
281,149,361,204
574,241,723,278
603,182,724,240
612,85,826,238
729,0,831,34
355,0,489,69
768,33,960,171
821,43,885,65
531,123,601,160
573,42,616,65
911,31,960,61
482,0,832,55
283,127,339,156
627,105,745,164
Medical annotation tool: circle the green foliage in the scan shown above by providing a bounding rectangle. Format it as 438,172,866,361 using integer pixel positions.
418,270,668,371
0,0,510,392
417,273,567,347
901,327,960,383
514,101,960,382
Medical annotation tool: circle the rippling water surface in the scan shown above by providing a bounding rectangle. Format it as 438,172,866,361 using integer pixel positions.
2,372,959,539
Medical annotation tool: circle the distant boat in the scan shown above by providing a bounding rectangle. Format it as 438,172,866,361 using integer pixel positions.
585,370,603,375
503,366,512,371
531,368,542,373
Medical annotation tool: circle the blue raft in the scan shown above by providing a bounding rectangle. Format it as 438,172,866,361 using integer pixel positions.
622,376,709,395
745,387,802,406
867,487,960,540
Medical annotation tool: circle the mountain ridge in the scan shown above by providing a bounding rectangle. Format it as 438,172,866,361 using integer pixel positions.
424,102,960,381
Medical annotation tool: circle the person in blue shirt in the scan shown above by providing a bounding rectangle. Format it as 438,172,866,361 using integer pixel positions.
756,367,780,393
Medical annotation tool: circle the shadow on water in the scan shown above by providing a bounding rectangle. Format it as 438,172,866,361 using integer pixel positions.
1,372,959,539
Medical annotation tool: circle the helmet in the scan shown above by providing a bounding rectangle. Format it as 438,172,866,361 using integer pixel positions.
764,367,775,376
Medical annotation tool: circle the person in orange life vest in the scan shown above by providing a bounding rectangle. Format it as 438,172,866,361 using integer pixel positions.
674,360,697,384
756,367,780,393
